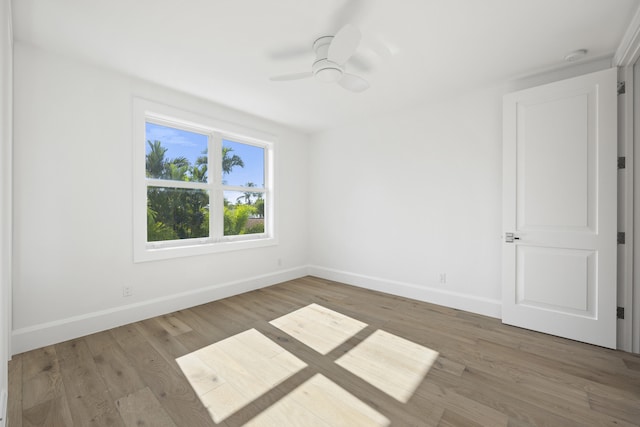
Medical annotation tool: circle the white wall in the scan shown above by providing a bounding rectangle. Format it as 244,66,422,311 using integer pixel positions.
307,60,614,319
12,43,310,354
0,0,11,421
308,87,504,317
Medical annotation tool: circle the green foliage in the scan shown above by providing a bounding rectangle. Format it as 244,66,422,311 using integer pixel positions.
147,187,209,241
224,204,258,235
146,140,210,241
148,220,179,241
147,201,179,241
146,140,262,241
254,198,265,218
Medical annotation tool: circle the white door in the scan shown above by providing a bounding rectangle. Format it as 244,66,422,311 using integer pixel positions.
502,68,617,349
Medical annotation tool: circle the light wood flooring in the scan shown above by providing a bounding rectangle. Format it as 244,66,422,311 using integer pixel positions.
7,276,640,426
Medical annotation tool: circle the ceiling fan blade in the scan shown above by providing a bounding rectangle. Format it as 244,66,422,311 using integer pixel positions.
347,53,374,73
328,24,361,65
268,45,311,61
270,72,313,81
330,0,372,32
338,73,369,92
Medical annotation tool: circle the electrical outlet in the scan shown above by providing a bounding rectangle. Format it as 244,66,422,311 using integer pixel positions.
277,258,283,267
439,273,447,284
122,285,133,297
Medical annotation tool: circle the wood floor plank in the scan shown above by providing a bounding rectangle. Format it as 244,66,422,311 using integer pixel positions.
19,347,64,412
436,337,595,408
623,357,640,372
135,318,190,364
173,330,213,354
84,331,147,401
417,378,510,427
55,339,124,427
110,323,217,427
171,308,229,344
22,395,73,427
115,387,177,427
155,314,193,337
432,366,632,427
438,408,484,427
474,338,640,400
7,276,640,427
7,354,23,427
587,390,640,425
242,288,301,318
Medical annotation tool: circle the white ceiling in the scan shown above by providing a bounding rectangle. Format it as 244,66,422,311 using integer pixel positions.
12,0,640,134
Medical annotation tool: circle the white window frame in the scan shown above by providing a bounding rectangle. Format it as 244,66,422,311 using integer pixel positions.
133,98,276,262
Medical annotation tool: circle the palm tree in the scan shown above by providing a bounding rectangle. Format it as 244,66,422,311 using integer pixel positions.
192,149,208,182
237,182,257,204
222,146,244,175
146,140,167,178
166,160,190,181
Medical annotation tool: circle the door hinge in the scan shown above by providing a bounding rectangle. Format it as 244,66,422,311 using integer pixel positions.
618,232,626,244
618,157,626,169
618,81,626,95
617,307,625,319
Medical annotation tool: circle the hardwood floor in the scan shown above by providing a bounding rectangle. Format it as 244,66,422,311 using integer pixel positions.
7,276,640,426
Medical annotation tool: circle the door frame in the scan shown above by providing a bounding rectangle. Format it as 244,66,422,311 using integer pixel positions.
614,8,640,353
0,0,12,422
615,64,636,353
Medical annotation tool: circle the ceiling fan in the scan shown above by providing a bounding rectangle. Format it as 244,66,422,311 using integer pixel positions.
270,24,370,93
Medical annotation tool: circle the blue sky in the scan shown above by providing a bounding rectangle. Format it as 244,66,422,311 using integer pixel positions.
146,122,265,187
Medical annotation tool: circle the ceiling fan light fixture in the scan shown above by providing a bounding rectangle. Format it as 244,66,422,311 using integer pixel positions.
315,67,343,83
564,49,588,62
270,24,369,92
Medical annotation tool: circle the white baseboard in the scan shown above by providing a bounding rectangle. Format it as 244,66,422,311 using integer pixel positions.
12,265,501,354
307,265,501,319
12,266,307,355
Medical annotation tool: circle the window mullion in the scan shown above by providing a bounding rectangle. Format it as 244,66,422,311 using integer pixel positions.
146,178,208,190
265,142,272,236
221,185,266,193
210,132,223,241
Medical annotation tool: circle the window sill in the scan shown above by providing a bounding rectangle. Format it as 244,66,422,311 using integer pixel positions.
134,236,277,263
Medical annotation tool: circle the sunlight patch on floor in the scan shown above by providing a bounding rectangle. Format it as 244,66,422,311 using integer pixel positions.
244,374,390,427
176,328,307,423
269,303,368,354
336,329,439,403
177,305,438,425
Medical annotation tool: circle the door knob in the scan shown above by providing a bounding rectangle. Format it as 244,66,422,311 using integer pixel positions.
505,232,520,243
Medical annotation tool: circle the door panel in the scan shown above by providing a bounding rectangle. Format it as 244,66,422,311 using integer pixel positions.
516,247,594,315
518,94,591,230
503,68,617,349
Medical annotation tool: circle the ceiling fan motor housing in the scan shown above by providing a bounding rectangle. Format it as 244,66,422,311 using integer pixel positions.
312,36,343,82
269,24,368,92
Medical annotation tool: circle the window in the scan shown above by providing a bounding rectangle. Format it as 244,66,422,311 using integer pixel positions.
134,99,275,262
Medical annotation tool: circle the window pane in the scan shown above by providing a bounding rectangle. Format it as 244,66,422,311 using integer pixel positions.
147,187,209,241
146,122,209,182
224,191,265,236
222,140,265,188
